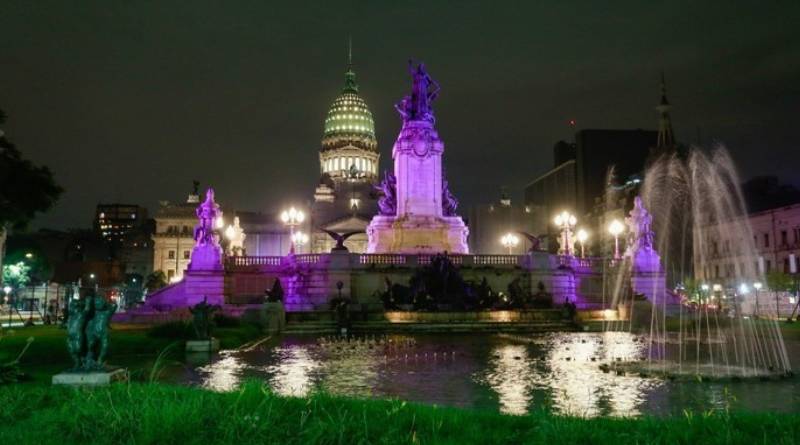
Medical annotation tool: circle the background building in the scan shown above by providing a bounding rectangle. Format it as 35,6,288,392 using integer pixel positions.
152,191,199,282
310,53,379,253
94,203,147,246
694,202,800,285
467,192,543,254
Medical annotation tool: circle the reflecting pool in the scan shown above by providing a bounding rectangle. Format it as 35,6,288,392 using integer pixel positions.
182,332,799,417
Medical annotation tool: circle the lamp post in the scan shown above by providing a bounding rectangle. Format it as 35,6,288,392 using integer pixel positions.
280,207,305,254
500,233,520,255
554,211,577,256
753,281,762,317
3,286,11,327
576,228,589,258
291,231,309,253
608,220,624,260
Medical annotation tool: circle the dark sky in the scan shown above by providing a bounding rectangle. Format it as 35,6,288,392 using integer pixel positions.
2,1,798,229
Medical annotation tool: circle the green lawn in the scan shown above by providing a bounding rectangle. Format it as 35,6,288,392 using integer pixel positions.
0,323,264,383
0,382,797,445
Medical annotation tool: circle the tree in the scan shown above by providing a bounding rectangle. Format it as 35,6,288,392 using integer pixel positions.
0,108,62,286
145,270,168,291
766,271,793,293
0,108,63,231
2,261,31,289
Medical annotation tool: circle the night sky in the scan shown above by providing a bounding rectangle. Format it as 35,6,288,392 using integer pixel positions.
1,1,798,229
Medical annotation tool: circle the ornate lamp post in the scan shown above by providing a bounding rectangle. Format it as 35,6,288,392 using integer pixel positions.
280,207,305,254
554,211,577,256
291,231,309,253
500,233,520,255
576,228,589,258
3,285,11,327
608,219,624,260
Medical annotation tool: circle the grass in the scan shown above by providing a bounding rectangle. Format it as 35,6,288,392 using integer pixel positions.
0,323,264,383
0,381,797,445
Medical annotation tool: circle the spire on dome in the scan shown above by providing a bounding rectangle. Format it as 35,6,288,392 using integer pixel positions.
656,72,675,149
343,37,358,93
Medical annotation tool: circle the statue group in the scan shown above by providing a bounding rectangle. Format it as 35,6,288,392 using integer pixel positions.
189,297,220,340
395,60,440,123
66,293,118,372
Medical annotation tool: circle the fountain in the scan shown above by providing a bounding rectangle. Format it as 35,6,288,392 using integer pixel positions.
604,146,792,379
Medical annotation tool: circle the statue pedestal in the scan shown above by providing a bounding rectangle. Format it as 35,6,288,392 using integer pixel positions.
188,244,223,272
186,338,220,353
367,215,468,254
52,368,128,386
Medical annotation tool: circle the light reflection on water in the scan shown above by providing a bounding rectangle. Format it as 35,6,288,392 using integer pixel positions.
189,332,799,417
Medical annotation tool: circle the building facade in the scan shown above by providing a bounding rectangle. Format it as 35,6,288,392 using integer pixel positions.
94,203,147,246
152,192,199,282
694,202,800,285
310,54,380,253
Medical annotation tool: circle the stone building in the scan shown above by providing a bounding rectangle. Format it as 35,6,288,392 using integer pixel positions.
152,191,199,282
694,202,800,285
309,52,379,253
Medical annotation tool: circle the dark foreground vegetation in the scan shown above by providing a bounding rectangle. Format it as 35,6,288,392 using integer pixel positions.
0,382,798,445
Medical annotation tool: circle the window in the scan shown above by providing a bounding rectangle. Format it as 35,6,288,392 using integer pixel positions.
167,270,175,280
781,230,788,246
168,250,175,259
766,260,772,272
784,257,790,273
764,234,770,248
183,250,190,259
714,265,719,278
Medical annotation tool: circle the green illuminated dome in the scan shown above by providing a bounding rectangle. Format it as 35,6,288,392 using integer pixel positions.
322,68,377,153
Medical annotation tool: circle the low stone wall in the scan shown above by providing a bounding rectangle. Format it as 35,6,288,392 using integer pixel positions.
382,310,564,323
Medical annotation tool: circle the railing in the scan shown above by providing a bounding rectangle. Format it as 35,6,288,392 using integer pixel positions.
473,255,519,266
227,253,611,271
230,256,282,267
358,254,407,265
295,254,322,264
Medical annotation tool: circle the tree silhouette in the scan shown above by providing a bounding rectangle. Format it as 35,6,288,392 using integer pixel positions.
0,108,63,231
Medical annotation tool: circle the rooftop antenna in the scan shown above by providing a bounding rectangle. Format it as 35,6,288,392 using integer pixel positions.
348,35,353,69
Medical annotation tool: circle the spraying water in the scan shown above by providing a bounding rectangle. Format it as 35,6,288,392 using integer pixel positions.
605,145,791,379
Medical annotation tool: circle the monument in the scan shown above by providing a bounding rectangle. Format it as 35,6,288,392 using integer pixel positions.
367,61,469,254
189,188,224,271
53,291,126,385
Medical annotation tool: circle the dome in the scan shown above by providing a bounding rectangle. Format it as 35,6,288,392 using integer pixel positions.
321,69,377,153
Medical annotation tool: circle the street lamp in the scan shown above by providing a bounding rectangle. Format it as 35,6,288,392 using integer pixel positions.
554,211,577,256
754,281,763,317
500,233,520,255
3,286,11,327
280,207,305,254
608,220,624,260
291,231,309,252
576,228,589,258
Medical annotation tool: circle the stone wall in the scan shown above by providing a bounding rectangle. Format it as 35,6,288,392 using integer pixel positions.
223,252,640,312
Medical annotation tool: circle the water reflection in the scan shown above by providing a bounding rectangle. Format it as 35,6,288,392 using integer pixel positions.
191,333,798,417
266,346,321,396
198,351,246,391
483,344,534,414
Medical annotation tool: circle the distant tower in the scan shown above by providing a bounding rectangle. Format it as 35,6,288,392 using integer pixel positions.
655,72,675,150
317,40,379,184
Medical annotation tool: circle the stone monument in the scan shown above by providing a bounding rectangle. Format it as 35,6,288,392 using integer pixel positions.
624,196,668,307
53,292,127,386
624,196,660,273
189,188,224,271
367,61,469,253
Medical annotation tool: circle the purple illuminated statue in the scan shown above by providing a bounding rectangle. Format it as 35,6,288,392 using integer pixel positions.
189,188,223,271
367,60,469,253
395,60,440,124
375,170,397,216
625,196,660,274
442,177,458,216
